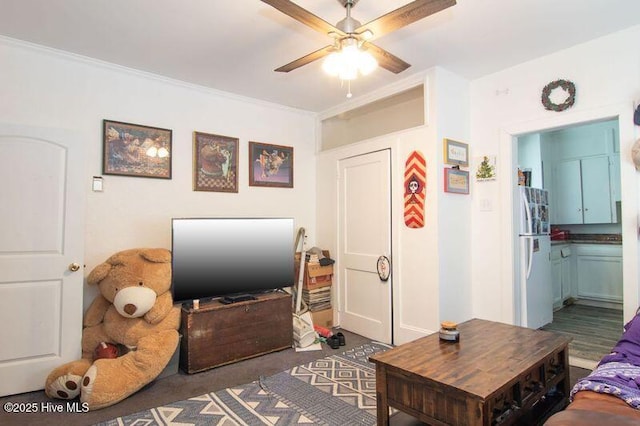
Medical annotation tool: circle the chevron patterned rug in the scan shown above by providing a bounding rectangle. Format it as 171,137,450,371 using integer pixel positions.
98,342,392,426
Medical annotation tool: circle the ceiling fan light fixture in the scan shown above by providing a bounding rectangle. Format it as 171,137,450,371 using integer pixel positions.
321,51,341,76
359,29,374,41
322,38,377,81
358,48,377,75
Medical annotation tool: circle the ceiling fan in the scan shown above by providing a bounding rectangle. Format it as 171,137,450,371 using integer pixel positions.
261,0,456,76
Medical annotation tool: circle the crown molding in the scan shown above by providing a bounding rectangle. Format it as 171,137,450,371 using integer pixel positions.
0,35,315,117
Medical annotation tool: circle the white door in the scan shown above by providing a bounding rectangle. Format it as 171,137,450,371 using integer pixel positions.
0,124,85,396
338,150,392,343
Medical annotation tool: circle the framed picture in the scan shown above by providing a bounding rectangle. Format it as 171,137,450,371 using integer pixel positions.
103,120,172,179
475,155,497,181
443,138,469,167
249,141,294,188
444,168,470,194
193,132,239,193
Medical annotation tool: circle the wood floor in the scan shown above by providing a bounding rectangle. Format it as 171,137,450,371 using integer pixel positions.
542,303,623,362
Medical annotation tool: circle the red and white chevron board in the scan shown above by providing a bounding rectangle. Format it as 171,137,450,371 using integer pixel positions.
404,150,426,228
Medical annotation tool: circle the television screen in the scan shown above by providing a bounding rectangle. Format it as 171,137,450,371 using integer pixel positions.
171,217,294,304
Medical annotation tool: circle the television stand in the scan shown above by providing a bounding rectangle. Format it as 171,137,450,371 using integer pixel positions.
220,293,256,304
180,291,292,373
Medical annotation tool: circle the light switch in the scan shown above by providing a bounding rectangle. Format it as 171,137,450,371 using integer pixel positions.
480,198,492,211
92,176,103,192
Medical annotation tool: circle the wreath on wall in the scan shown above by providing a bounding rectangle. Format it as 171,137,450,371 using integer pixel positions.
541,79,576,112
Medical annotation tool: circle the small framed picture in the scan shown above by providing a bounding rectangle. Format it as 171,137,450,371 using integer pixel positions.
475,155,497,181
249,142,293,188
193,132,239,193
103,120,172,179
444,168,470,194
443,138,469,167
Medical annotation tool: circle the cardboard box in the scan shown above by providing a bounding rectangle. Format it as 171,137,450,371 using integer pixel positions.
306,262,333,278
303,273,332,290
294,251,334,290
311,308,334,328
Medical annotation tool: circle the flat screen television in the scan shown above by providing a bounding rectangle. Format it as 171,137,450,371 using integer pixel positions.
171,217,294,304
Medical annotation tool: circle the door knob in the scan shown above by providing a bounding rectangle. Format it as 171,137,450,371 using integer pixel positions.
68,262,81,272
377,255,391,281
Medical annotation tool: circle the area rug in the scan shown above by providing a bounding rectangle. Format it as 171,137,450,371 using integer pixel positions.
98,342,392,426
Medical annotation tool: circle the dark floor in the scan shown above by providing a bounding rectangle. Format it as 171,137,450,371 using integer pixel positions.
0,329,371,426
0,327,594,426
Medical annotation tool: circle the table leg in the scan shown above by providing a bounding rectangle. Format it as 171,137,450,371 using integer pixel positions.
376,364,389,426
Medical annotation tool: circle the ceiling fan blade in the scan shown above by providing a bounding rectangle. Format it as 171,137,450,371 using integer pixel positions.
365,43,411,74
356,0,456,40
275,45,335,73
261,0,346,37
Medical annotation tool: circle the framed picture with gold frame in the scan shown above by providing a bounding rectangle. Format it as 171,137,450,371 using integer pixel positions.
443,138,469,167
444,168,469,194
193,131,239,192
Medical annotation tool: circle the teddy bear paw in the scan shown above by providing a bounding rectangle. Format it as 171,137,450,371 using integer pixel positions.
47,374,82,400
80,364,97,403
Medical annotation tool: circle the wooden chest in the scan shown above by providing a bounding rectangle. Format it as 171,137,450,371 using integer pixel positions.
179,291,293,374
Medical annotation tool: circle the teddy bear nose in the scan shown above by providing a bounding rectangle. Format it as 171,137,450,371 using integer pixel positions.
124,304,138,315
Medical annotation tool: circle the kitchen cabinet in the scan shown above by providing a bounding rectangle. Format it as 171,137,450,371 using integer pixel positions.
610,153,621,203
553,160,582,224
575,244,622,303
551,244,573,310
552,156,614,224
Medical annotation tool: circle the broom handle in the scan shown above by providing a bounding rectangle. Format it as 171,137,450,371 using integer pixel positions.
294,228,306,314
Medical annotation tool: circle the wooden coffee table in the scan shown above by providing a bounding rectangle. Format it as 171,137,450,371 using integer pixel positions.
369,319,571,426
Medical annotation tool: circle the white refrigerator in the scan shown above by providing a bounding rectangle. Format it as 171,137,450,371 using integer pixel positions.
519,186,552,329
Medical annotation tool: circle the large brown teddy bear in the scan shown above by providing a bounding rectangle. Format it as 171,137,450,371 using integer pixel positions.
45,248,180,410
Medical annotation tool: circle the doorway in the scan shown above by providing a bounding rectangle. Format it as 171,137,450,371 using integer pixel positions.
516,119,624,367
498,103,638,362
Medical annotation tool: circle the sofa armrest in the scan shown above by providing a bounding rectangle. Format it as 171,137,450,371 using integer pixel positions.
545,391,640,425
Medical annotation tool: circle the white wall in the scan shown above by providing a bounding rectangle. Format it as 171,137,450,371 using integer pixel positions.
0,37,317,309
470,25,640,324
432,68,472,323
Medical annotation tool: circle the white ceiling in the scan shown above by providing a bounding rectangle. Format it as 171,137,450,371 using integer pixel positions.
1,0,639,112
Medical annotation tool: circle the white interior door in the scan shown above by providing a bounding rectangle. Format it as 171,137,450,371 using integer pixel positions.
0,124,85,396
338,150,392,343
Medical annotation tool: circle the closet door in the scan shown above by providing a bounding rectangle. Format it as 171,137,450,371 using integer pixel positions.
338,149,392,344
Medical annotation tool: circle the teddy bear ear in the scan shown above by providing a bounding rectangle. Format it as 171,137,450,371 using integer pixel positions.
87,262,112,286
139,248,171,264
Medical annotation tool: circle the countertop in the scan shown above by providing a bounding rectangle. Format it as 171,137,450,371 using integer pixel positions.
551,233,622,245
